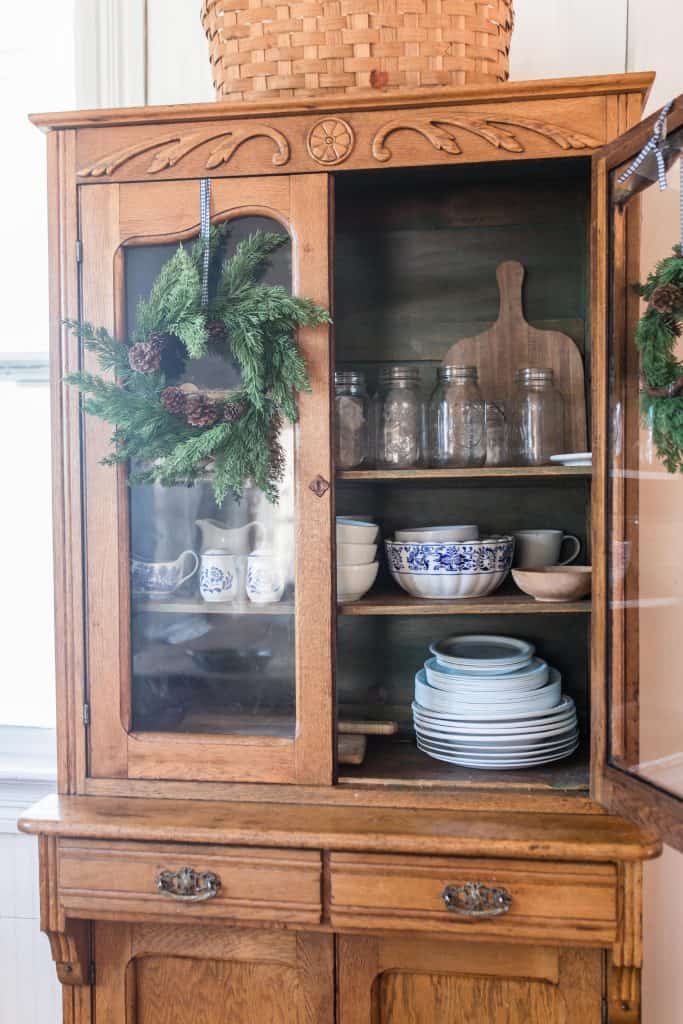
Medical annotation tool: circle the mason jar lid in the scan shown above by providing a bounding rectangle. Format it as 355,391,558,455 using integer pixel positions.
515,366,554,384
437,365,479,382
379,365,421,384
334,369,365,388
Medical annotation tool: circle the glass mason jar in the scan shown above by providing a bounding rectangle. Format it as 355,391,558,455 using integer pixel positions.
334,369,370,469
376,366,424,468
511,367,565,465
484,399,509,467
429,365,486,468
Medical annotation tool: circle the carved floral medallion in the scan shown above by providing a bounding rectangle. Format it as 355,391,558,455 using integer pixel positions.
306,118,355,165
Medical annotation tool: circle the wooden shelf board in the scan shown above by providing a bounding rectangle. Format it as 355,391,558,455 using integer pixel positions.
337,466,592,482
339,590,591,616
135,599,294,616
338,737,590,793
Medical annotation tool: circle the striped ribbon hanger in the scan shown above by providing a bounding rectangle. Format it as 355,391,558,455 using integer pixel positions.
617,99,683,246
618,99,675,191
200,178,211,306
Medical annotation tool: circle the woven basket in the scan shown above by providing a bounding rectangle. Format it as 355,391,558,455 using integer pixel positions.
201,0,514,101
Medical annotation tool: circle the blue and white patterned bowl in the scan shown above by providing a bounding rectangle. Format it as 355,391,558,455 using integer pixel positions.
384,536,514,600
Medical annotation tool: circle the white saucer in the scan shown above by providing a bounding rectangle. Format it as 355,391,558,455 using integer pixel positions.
550,452,592,466
429,635,535,674
424,656,550,692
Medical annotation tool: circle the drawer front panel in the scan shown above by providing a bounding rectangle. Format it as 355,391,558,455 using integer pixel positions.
58,840,322,925
330,853,617,944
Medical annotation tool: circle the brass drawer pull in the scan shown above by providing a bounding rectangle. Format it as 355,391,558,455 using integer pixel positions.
441,882,512,918
156,867,221,903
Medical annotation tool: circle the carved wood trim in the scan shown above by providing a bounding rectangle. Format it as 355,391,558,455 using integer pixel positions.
78,125,290,177
39,836,90,986
372,114,600,162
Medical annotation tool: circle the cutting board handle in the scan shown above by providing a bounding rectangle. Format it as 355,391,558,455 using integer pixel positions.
496,260,526,326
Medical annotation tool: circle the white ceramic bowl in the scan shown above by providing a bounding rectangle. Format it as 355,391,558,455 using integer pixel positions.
385,536,513,600
337,561,379,602
336,517,379,544
394,525,479,543
337,541,377,565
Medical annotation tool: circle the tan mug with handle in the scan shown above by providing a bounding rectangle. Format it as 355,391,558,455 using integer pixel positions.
512,530,581,569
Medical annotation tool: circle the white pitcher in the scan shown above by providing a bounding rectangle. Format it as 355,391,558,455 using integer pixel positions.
195,519,265,555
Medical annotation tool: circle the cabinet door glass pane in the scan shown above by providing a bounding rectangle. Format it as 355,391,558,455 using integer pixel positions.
608,143,683,799
127,218,295,737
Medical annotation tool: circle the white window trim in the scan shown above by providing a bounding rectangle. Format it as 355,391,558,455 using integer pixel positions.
75,0,147,108
0,727,57,832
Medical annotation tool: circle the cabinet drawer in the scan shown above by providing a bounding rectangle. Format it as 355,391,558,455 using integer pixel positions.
57,840,322,925
329,853,617,944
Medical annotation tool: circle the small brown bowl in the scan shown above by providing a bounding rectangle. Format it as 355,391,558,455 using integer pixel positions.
512,565,592,603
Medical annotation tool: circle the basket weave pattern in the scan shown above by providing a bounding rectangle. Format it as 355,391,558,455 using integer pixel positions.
202,0,514,101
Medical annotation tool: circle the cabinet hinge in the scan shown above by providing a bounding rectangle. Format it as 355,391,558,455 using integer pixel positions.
88,960,96,987
75,239,83,264
83,702,90,727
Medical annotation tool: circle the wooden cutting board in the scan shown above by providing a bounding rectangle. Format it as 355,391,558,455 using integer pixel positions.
442,261,587,453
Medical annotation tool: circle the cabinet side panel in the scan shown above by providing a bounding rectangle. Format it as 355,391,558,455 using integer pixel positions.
47,129,85,793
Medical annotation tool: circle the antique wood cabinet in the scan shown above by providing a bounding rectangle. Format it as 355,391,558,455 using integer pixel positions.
20,73,683,1024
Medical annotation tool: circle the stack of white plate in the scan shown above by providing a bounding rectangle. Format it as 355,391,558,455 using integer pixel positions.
412,634,579,769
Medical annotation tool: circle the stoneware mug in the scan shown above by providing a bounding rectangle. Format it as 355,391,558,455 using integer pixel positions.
512,529,581,569
199,550,239,603
246,546,285,604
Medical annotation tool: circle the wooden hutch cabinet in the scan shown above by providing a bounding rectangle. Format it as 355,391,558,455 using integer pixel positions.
20,73,683,1023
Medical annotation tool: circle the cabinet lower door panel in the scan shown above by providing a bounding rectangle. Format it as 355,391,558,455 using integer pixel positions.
93,923,333,1024
338,935,603,1024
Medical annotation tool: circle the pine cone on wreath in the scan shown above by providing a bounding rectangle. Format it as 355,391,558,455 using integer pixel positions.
129,337,163,374
206,320,228,346
184,393,220,428
651,283,683,315
222,400,247,423
160,386,187,415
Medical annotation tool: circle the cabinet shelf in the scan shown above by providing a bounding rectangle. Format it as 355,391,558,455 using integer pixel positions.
337,737,590,793
337,466,592,482
339,590,591,616
134,599,294,616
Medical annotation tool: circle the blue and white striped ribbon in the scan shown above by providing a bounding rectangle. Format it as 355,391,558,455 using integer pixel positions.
200,178,211,306
618,99,674,191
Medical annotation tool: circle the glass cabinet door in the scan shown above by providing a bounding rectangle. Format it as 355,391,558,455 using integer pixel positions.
594,97,683,849
79,175,333,785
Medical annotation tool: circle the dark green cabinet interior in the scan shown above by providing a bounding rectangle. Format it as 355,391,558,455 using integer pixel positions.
333,158,592,793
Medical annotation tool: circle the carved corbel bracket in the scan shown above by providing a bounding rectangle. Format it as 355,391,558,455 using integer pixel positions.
39,836,90,986
608,862,643,1023
46,920,91,986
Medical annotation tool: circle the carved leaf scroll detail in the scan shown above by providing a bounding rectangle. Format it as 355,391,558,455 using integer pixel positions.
78,125,290,177
372,114,600,163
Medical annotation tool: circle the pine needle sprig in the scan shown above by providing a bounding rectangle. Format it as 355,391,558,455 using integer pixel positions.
635,244,683,473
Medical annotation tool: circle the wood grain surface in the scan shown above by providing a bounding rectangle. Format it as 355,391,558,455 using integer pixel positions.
19,794,660,861
442,260,588,452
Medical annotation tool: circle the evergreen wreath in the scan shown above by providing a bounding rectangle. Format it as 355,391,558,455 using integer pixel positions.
636,244,683,472
65,229,330,504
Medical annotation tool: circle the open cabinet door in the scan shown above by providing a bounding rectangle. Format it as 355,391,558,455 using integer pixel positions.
592,96,683,849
